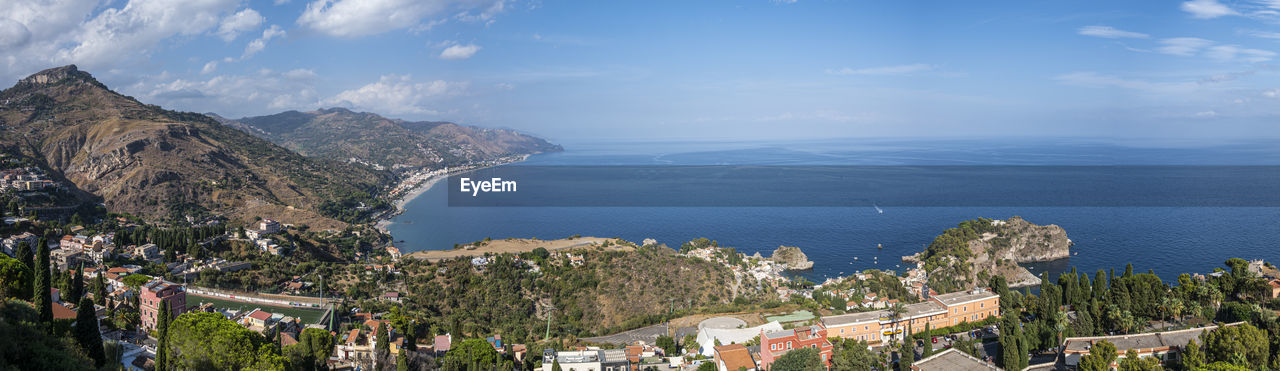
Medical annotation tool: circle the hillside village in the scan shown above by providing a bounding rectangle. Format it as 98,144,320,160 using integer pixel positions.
5,209,1280,371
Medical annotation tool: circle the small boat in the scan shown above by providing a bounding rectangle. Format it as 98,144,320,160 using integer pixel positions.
877,243,883,249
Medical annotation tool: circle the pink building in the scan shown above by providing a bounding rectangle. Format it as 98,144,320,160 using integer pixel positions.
140,280,186,331
759,324,834,370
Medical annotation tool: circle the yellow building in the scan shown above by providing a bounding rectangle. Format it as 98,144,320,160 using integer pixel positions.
822,288,999,344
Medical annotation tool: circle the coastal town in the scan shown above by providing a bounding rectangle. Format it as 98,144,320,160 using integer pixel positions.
3,206,1279,370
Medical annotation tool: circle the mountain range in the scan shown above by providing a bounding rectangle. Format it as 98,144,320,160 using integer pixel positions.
212,109,561,171
0,65,559,228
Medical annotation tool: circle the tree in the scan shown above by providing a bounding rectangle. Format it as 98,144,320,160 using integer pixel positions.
287,327,335,371
68,263,84,304
1078,340,1117,371
74,298,105,366
0,254,31,299
550,359,562,371
897,337,915,371
442,339,500,370
156,300,171,371
656,335,677,356
33,238,50,325
93,274,107,306
375,323,391,368
921,323,934,359
1117,349,1161,371
1000,312,1022,371
0,299,96,369
832,339,879,370
1201,323,1268,369
695,361,717,371
1181,339,1205,370
14,242,32,297
166,312,288,370
772,347,824,371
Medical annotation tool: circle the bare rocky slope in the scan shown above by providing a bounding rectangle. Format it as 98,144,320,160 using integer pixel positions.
904,216,1071,290
0,65,390,227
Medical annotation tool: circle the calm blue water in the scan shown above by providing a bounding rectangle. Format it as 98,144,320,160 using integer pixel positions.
386,138,1280,283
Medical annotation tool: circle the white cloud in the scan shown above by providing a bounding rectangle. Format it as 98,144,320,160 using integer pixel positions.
56,0,241,70
826,63,934,76
1262,89,1280,98
322,75,468,115
1077,25,1149,39
216,8,264,42
298,0,507,38
1157,37,1215,56
122,69,323,117
1054,72,1198,94
1195,110,1217,117
284,68,317,79
0,18,32,48
274,0,291,4
242,25,286,59
201,61,218,74
1206,45,1275,62
439,43,481,59
1248,30,1280,39
1181,0,1239,19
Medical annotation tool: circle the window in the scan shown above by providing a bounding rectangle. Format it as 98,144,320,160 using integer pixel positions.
788,341,793,349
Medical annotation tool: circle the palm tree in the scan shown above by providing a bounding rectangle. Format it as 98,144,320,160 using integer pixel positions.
888,302,909,343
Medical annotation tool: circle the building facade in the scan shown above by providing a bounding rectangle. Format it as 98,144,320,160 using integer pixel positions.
759,325,834,370
140,280,187,331
823,288,1000,344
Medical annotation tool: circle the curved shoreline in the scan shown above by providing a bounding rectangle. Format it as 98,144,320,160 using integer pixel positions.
375,154,532,233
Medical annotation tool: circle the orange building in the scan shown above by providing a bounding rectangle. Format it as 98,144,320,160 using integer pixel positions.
822,288,999,345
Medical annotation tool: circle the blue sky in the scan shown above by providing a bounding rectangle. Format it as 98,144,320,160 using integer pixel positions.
4,0,1280,141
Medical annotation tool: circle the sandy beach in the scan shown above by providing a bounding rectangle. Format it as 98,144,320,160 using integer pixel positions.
375,155,531,232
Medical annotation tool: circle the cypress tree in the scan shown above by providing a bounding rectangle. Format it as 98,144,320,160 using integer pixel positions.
14,241,32,299
921,323,934,359
1000,313,1020,370
156,300,170,371
75,298,106,366
898,338,914,371
93,274,107,306
69,263,84,304
34,237,51,324
1093,269,1107,301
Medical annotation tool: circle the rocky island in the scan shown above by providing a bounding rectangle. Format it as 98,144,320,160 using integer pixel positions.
903,216,1071,291
770,245,815,270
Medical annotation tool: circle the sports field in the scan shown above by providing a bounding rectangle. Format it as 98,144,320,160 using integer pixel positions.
188,293,326,324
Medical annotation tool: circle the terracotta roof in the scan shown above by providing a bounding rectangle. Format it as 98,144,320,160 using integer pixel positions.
714,344,756,371
248,310,272,321
280,333,298,347
107,267,128,274
52,302,77,320
346,329,361,344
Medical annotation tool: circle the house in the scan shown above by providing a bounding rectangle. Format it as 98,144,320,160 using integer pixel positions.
135,244,161,262
758,325,833,370
139,280,186,331
541,349,631,371
911,348,999,370
1269,279,1280,299
713,343,758,371
433,334,453,356
1062,323,1243,369
244,309,274,330
382,292,401,302
1,232,38,257
695,321,784,357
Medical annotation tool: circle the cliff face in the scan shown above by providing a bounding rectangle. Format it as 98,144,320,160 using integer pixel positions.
0,65,389,227
771,245,814,270
905,216,1071,290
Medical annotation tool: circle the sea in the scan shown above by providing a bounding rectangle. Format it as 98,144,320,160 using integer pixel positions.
385,138,1280,284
